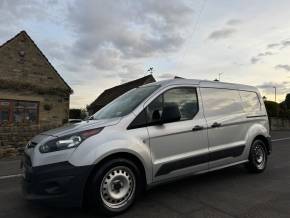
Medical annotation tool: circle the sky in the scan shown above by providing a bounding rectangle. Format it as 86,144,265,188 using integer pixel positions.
1,0,290,108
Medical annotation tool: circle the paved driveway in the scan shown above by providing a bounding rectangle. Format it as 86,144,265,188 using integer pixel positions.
0,131,290,218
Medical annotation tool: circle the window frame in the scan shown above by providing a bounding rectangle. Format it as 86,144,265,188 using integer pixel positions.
128,86,199,129
239,90,262,114
0,99,39,125
200,87,245,118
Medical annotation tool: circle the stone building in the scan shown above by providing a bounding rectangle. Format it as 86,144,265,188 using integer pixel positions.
87,74,155,115
0,31,73,147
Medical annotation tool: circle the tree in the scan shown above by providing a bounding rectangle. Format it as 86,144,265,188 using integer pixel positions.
285,93,290,109
69,109,81,119
69,109,88,120
264,101,279,117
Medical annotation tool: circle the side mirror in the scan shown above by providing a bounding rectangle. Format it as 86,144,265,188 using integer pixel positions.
161,105,181,124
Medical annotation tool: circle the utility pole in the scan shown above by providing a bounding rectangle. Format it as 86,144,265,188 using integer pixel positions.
273,86,277,102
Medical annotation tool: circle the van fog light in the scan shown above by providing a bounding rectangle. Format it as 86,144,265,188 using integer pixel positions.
39,127,103,153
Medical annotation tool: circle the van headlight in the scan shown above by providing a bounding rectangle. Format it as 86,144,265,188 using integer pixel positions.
39,128,103,153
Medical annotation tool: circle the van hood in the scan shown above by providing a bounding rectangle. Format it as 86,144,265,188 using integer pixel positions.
40,117,121,137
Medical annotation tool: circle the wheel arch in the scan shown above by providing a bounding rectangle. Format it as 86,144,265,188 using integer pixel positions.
82,152,148,206
252,135,271,155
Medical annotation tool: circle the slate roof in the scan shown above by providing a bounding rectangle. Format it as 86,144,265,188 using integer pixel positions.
87,74,156,114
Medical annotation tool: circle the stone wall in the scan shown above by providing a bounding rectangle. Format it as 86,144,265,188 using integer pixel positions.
0,123,56,147
0,90,69,127
0,90,69,148
270,117,290,130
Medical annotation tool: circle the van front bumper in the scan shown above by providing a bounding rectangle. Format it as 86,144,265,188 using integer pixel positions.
21,159,93,207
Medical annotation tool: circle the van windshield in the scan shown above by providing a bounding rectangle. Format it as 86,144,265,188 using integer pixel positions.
92,85,159,120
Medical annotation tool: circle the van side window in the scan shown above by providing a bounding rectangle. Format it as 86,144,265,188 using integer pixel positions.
240,91,261,113
147,87,198,124
201,88,243,117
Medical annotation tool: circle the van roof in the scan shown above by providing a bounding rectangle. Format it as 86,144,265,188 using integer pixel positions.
143,78,258,92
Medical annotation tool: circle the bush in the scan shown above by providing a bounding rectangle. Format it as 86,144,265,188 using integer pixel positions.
69,109,81,119
69,109,88,119
264,101,279,117
279,110,290,119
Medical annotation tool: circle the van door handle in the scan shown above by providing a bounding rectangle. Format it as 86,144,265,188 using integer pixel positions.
192,125,204,131
211,122,222,128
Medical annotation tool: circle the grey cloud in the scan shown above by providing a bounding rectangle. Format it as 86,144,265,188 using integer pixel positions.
62,0,196,82
118,64,146,83
226,19,242,26
281,40,290,49
266,39,290,50
257,51,273,57
251,57,260,64
208,28,236,40
91,47,122,71
67,0,194,68
251,51,274,64
267,43,280,49
275,64,290,72
41,40,70,61
0,0,52,21
257,81,290,96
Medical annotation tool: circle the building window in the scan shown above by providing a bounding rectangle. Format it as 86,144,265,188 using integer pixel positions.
0,99,39,125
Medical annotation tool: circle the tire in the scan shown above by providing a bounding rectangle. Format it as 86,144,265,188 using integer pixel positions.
246,139,268,173
88,158,142,216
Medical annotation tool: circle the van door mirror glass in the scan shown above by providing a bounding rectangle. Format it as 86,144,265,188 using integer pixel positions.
161,104,181,124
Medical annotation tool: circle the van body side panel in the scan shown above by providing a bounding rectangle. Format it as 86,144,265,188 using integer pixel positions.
200,87,249,168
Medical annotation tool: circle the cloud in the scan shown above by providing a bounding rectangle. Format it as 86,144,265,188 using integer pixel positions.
251,57,260,64
251,51,274,64
91,47,122,71
66,0,195,73
257,51,274,57
267,43,280,49
226,19,242,26
158,73,175,79
118,64,146,83
275,64,290,72
257,81,290,97
281,40,290,49
208,28,236,40
266,39,290,50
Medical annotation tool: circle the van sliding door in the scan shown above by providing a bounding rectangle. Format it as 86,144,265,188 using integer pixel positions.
200,87,248,169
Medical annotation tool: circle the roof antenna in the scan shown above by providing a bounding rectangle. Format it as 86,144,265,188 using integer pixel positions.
147,67,153,74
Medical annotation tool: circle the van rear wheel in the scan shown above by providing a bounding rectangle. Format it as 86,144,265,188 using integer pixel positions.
246,139,267,173
88,158,142,216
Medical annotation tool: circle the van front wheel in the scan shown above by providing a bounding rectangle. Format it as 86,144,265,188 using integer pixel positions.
246,139,267,173
88,158,141,216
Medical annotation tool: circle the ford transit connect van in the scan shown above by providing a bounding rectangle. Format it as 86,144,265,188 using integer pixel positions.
22,79,271,216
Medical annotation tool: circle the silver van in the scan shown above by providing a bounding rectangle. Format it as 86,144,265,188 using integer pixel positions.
22,79,271,216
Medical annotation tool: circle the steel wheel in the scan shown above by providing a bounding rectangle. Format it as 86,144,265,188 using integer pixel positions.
253,143,266,170
100,166,136,209
246,139,268,173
